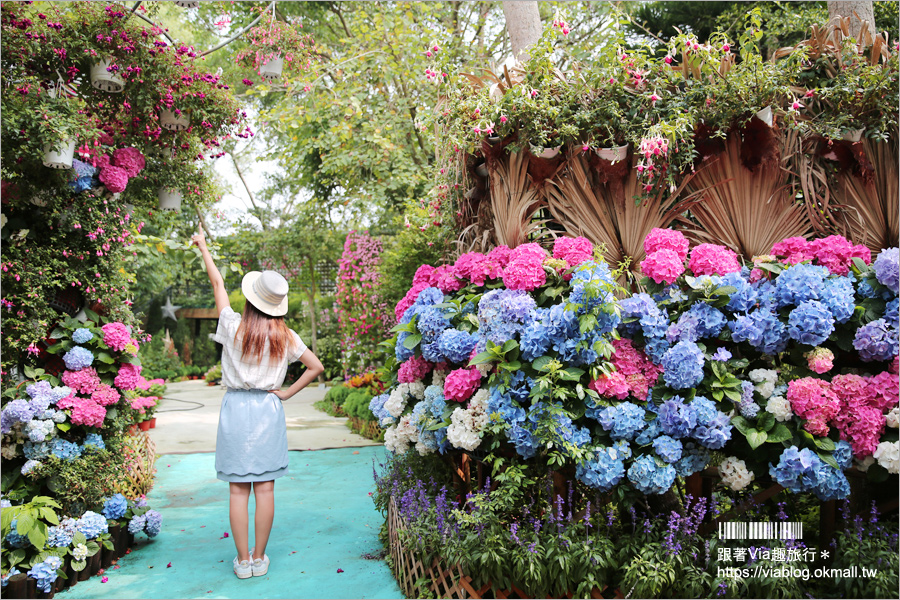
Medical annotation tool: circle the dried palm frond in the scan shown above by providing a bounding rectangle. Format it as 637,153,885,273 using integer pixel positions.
546,155,707,286
773,16,890,72
781,128,834,237
829,135,899,252
489,151,548,248
678,132,812,259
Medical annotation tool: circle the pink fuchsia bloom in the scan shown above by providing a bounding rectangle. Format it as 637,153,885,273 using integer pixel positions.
644,228,689,261
588,371,630,400
112,147,145,177
664,55,673,64
499,115,508,124
443,367,481,402
101,322,133,351
502,255,546,291
98,166,129,193
787,377,839,423
552,237,594,268
397,356,432,383
114,362,142,390
805,347,834,374
790,99,804,112
640,249,685,284
91,384,121,407
412,264,437,286
69,398,107,428
61,367,101,394
688,243,741,276
242,78,253,85
486,245,513,268
771,236,812,264
721,43,731,52
433,264,464,293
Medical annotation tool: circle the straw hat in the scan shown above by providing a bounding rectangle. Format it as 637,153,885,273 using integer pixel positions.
241,271,289,317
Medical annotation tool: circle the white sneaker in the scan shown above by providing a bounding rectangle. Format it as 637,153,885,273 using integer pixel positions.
250,551,269,577
233,556,252,579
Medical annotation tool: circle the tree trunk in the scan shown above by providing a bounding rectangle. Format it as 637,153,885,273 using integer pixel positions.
502,1,542,62
827,0,876,39
306,257,324,383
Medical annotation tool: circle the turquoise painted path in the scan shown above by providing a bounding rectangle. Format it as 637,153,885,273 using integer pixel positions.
57,447,403,599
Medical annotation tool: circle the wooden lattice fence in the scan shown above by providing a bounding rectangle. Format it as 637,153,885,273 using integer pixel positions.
114,431,157,498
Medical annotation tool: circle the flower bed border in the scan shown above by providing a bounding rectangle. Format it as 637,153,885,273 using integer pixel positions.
117,430,157,498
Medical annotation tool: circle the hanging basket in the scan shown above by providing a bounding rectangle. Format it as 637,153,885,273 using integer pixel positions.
259,56,284,81
42,140,76,170
158,188,183,212
90,59,125,93
174,0,200,7
160,109,190,131
528,143,562,159
754,106,773,127
842,128,865,143
595,144,629,163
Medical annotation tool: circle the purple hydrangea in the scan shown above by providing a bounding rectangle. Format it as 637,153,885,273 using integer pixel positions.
144,510,163,537
787,300,835,346
729,309,789,355
874,248,899,294
692,413,732,449
128,514,147,535
853,319,899,362
658,396,698,439
661,341,705,389
738,381,759,418
886,298,899,328
3,399,37,425
686,301,727,338
62,346,94,371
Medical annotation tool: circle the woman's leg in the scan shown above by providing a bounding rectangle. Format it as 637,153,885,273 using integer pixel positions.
251,480,275,559
229,482,252,562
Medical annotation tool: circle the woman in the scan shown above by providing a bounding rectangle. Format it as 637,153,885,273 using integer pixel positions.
192,229,324,579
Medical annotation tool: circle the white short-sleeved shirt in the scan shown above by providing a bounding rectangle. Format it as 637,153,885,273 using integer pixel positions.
214,307,308,390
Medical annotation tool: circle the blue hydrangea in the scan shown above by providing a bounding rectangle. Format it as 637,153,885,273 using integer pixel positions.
128,514,147,535
738,381,759,418
23,440,52,460
519,308,552,360
83,434,105,452
75,511,108,539
722,271,757,313
3,399,37,425
576,446,626,491
774,264,829,308
730,308,789,354
72,328,94,344
833,440,853,470
47,518,77,548
478,289,536,345
857,279,877,298
437,329,478,364
853,319,899,362
693,413,732,449
423,385,447,420
886,298,899,328
814,465,851,501
874,248,899,294
21,459,41,475
144,510,162,537
620,293,668,338
62,346,94,371
674,442,710,476
420,337,444,363
652,435,683,463
416,287,444,307
635,417,663,445
2,568,20,587
5,520,28,548
661,341,705,390
666,311,700,343
594,401,647,441
658,396,698,439
417,305,451,340
820,277,856,324
368,394,393,426
787,300,835,346
769,446,850,500
687,302,727,339
28,556,62,593
395,332,414,362
51,438,82,461
103,493,129,520
627,454,677,495
507,423,538,459
488,386,526,426
689,396,718,426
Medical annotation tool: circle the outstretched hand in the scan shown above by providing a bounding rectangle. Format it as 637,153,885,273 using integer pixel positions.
191,229,207,251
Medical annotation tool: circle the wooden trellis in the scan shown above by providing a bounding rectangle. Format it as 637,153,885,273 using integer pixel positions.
114,431,157,498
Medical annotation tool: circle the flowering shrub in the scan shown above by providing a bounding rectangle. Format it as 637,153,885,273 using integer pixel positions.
335,231,391,377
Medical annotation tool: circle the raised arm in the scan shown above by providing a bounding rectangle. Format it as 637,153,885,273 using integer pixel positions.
191,229,230,316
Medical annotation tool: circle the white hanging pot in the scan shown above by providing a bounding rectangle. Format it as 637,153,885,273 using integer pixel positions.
42,139,76,170
160,109,190,131
595,144,629,163
158,188,183,212
486,136,501,146
529,143,562,159
259,56,284,81
489,82,503,103
475,163,489,177
174,0,200,7
754,106,773,127
90,59,125,93
842,128,864,143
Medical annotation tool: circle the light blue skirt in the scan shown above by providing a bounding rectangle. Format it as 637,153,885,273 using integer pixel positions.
215,389,289,482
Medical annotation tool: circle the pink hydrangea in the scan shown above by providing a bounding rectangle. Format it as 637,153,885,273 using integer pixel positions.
804,417,830,437
56,394,76,410
644,228,689,261
552,237,594,268
837,405,885,458
588,371,630,399
101,322,132,351
61,367,101,395
805,347,834,374
111,147,146,177
443,367,481,402
771,237,812,264
91,384,121,407
94,154,112,169
130,396,158,412
607,338,660,399
830,374,875,411
850,244,872,265
454,252,503,286
502,255,546,291
98,165,129,193
397,356,433,383
433,264,464,293
892,356,899,375
487,245,513,268
688,244,741,276
787,377,839,423
510,243,548,262
809,235,856,275
640,249,685,284
870,371,899,412
114,362,142,390
412,265,437,286
69,399,106,428
395,282,430,321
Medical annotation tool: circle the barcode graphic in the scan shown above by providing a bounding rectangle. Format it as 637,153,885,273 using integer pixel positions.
717,522,803,540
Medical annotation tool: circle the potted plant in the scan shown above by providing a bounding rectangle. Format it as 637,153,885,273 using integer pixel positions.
235,15,316,82
89,58,125,93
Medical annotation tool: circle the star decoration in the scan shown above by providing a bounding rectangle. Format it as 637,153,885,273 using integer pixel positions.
161,296,181,321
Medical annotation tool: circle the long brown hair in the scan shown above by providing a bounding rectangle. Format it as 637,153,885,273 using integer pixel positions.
235,301,297,364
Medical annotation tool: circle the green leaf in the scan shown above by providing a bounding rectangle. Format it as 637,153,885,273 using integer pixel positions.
766,423,792,444
866,463,889,483
731,415,752,436
746,429,767,450
817,451,839,470
56,422,72,432
501,339,519,353
27,527,47,550
16,512,34,535
712,285,737,296
468,351,495,366
532,356,552,372
813,437,835,451
83,309,100,322
9,549,25,567
49,328,66,339
756,411,775,432
402,334,421,350
38,507,59,525
71,559,87,572
96,351,116,364
559,367,585,381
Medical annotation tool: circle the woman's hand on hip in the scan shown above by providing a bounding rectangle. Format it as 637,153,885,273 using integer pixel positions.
269,389,290,401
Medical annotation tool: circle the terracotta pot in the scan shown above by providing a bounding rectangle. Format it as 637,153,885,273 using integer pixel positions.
138,420,151,432
148,417,157,429
127,424,138,436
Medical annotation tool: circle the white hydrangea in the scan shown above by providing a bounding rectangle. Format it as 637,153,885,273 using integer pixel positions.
431,370,448,388
749,369,778,399
855,456,876,472
72,543,88,561
719,456,754,491
886,407,899,429
384,387,407,418
1,443,17,460
25,420,56,443
765,396,793,422
407,381,426,400
415,440,433,456
474,362,492,377
873,441,899,474
384,415,418,454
